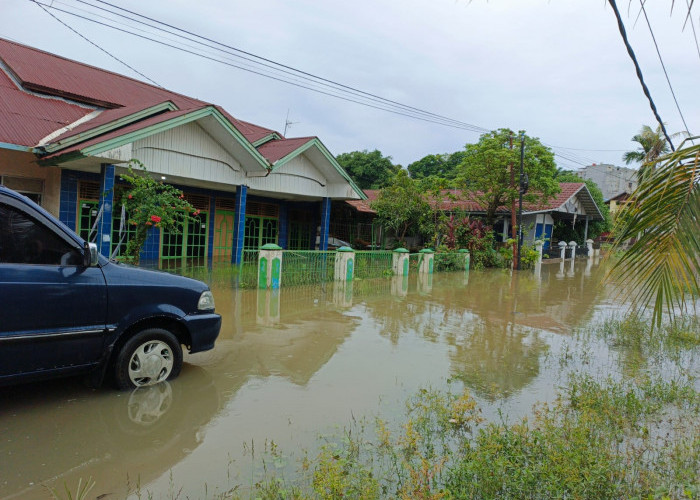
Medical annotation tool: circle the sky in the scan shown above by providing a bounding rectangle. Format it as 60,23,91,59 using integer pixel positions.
1,0,699,172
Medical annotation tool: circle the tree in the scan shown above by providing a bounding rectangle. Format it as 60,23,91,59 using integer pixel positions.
456,129,560,227
610,136,700,327
407,151,464,181
119,160,195,265
335,150,400,190
370,169,431,246
622,124,670,166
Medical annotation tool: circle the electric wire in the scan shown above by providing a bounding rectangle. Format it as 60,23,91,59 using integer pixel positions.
31,0,489,134
684,0,700,63
27,0,630,169
32,0,160,86
607,0,675,151
639,0,693,137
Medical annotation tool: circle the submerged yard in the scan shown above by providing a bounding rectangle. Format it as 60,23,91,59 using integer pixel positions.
0,259,698,499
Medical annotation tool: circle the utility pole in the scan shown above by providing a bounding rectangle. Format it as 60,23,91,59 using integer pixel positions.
517,133,526,270
509,133,517,269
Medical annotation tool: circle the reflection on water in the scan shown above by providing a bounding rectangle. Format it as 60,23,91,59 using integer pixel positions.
1,258,619,498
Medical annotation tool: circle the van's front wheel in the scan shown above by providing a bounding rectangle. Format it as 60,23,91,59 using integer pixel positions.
114,328,183,390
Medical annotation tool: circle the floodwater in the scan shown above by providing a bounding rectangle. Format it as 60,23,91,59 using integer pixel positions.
0,257,643,498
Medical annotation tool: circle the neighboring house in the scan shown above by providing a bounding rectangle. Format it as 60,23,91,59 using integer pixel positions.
0,38,365,265
346,183,604,252
606,191,631,218
576,163,637,201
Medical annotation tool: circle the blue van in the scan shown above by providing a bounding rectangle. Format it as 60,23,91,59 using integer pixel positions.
0,185,221,389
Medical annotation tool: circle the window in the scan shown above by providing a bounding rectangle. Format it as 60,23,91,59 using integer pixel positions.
1,176,44,205
0,203,82,265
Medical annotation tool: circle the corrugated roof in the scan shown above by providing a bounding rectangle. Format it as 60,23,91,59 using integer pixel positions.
0,38,306,163
0,60,92,146
346,183,603,221
257,137,315,164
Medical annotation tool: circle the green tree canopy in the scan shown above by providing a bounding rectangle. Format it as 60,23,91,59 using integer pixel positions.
335,149,400,190
407,151,465,181
456,129,560,227
622,124,671,170
370,169,430,245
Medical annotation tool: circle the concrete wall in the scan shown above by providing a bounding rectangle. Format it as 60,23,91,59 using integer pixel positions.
0,149,62,216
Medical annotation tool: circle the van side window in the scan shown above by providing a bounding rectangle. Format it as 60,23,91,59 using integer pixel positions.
0,203,83,265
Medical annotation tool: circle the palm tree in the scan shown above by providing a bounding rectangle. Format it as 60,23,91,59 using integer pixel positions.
610,135,700,327
622,124,671,171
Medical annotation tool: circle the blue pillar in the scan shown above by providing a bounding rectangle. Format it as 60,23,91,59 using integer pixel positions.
207,195,216,261
278,201,289,249
97,164,115,257
319,197,331,251
59,170,79,231
232,185,247,264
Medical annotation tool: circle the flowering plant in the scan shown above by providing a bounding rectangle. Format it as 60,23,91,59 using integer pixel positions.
118,160,196,264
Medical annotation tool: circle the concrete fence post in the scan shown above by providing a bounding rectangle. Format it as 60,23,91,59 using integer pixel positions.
558,241,568,261
392,248,410,276
334,246,355,282
459,248,470,271
534,240,544,264
586,239,594,256
568,241,577,260
258,243,283,289
419,248,434,274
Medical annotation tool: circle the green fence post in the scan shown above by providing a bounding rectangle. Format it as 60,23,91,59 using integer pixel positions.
459,248,470,271
335,246,355,282
392,248,409,277
259,243,283,289
419,248,434,275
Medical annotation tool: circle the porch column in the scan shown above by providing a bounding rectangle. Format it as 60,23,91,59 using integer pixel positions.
583,215,590,243
278,201,289,249
97,164,115,257
232,185,247,264
207,196,216,262
319,197,331,251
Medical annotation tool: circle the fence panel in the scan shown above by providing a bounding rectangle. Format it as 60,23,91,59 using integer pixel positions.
353,251,394,279
282,250,336,286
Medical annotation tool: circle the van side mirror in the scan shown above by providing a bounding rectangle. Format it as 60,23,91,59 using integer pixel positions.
84,242,99,267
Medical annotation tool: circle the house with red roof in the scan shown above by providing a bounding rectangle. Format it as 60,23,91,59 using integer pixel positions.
345,182,604,252
0,38,365,264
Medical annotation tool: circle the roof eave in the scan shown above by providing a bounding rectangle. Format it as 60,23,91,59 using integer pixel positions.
272,138,367,200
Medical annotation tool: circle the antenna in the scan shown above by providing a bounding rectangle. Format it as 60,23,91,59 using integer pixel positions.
283,109,299,136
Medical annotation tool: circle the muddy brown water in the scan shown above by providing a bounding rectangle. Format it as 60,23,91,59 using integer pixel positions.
1,258,627,498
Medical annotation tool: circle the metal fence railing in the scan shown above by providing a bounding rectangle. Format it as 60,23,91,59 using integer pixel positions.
282,250,336,286
353,251,394,279
154,249,468,290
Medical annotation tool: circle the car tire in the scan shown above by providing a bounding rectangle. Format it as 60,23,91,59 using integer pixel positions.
114,328,183,390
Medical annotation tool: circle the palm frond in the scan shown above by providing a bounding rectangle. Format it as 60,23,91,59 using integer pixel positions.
609,136,700,327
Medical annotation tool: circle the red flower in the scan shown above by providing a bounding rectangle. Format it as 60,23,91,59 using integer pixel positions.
193,210,200,216
128,194,133,199
150,215,162,223
145,221,153,226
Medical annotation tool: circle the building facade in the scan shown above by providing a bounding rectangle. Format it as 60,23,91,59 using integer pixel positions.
0,38,365,266
576,163,637,201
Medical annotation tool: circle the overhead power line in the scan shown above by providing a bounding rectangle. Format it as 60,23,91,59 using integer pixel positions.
639,0,693,137
27,0,628,168
29,0,490,134
607,0,675,152
32,0,159,86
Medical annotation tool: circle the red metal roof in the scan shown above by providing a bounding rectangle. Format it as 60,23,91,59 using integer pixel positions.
0,59,90,146
257,137,315,164
346,183,601,220
0,37,305,163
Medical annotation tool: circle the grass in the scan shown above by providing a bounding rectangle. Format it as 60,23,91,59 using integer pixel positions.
49,316,700,499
